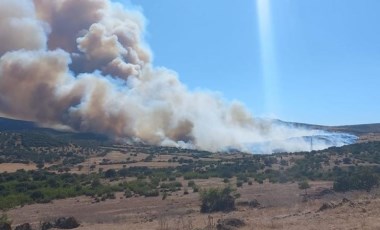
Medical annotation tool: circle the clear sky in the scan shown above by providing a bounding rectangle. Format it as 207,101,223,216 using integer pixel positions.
119,0,380,126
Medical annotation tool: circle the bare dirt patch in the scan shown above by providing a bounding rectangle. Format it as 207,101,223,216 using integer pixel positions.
0,163,36,173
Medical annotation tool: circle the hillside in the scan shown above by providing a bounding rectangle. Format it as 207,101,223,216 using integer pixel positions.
275,119,380,142
275,119,380,133
0,116,110,146
0,116,380,229
2,116,380,147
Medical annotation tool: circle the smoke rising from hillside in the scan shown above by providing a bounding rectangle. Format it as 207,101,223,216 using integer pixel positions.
0,0,355,153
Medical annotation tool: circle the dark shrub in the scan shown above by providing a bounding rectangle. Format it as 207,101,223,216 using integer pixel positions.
144,189,159,197
30,191,44,201
15,223,32,230
188,180,196,187
54,216,80,229
200,186,236,213
104,169,117,178
0,223,11,230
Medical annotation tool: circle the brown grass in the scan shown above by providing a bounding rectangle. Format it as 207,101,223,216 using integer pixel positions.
7,180,380,230
0,163,37,173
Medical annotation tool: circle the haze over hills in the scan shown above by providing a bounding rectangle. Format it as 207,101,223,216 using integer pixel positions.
1,116,379,153
274,119,380,147
3,0,377,154
0,116,110,147
274,120,380,135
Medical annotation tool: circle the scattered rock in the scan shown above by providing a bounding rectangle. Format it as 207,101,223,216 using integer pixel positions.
362,200,371,205
248,199,261,208
318,198,358,212
55,217,80,229
313,188,334,198
0,223,11,230
185,209,195,214
15,223,32,230
339,198,355,207
217,218,245,230
237,199,261,208
318,202,336,212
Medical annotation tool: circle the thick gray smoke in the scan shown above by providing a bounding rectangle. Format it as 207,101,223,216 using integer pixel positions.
0,0,355,153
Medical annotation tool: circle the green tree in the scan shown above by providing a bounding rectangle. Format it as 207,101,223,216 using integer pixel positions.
200,186,236,213
334,169,379,192
333,176,351,192
298,181,310,195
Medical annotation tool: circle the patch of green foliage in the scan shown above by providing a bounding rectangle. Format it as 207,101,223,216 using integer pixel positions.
200,186,236,213
160,181,182,192
333,167,379,192
0,169,164,210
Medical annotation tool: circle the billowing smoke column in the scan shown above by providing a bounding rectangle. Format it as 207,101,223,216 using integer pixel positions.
0,0,356,153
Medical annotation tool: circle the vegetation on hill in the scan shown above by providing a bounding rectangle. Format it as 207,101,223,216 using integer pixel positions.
0,116,379,211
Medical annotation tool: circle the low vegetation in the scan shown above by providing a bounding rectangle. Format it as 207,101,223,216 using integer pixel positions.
200,186,236,213
1,119,380,211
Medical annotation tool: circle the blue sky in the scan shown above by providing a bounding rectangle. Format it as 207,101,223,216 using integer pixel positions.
119,0,380,126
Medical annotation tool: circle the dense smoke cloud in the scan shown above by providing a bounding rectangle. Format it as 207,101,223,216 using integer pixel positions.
0,0,355,153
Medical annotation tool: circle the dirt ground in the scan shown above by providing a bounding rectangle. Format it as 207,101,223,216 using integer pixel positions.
7,181,380,230
0,163,37,173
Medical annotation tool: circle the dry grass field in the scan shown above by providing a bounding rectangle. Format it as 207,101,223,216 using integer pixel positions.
7,180,380,230
0,163,37,173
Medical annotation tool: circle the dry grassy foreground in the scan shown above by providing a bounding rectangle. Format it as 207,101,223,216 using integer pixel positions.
7,181,380,230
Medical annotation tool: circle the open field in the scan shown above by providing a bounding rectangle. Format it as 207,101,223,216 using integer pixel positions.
7,181,380,229
0,163,37,173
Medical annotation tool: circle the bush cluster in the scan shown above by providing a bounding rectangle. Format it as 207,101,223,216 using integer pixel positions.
200,186,236,213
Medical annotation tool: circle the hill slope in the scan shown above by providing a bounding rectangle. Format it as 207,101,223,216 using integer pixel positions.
275,120,380,136
0,116,109,147
1,116,380,150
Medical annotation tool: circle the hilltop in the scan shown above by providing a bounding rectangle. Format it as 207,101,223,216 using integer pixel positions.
275,119,380,134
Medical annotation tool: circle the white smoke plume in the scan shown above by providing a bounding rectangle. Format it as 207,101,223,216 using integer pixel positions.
0,0,355,153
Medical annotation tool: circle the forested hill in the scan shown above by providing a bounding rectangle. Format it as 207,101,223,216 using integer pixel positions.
0,116,37,131
0,116,109,146
1,116,380,148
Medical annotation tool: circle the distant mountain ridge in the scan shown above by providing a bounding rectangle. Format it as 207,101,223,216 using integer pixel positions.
0,116,37,131
0,116,109,145
1,116,379,151
2,116,379,135
273,120,380,135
